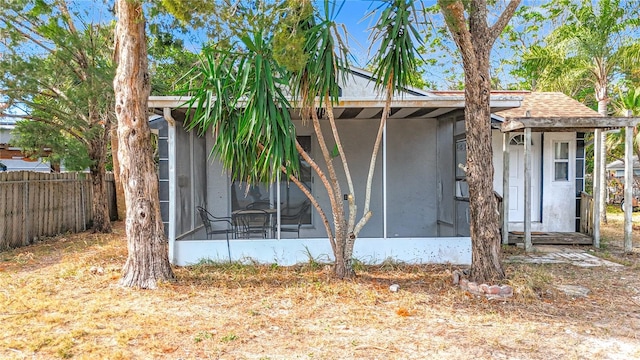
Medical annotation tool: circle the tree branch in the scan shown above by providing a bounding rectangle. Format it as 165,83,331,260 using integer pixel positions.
490,0,521,41
438,0,475,64
323,96,356,232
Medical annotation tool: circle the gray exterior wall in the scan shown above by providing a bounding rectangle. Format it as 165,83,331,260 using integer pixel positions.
387,118,438,237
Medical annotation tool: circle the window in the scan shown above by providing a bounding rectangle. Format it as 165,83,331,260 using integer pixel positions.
455,138,468,199
279,136,312,225
231,136,312,225
553,141,569,181
510,134,533,146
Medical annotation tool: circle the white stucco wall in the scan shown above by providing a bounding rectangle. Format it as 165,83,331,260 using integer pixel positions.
172,237,471,266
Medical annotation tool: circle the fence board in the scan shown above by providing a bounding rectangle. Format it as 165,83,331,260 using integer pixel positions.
0,171,117,250
580,192,594,236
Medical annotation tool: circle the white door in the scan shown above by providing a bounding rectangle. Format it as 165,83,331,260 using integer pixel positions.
508,134,540,222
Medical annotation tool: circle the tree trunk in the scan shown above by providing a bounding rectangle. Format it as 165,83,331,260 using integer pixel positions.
464,52,505,283
597,94,608,224
114,0,174,289
110,122,126,221
439,0,520,283
87,123,112,233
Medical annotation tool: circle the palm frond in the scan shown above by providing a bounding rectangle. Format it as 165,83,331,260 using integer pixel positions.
369,0,423,95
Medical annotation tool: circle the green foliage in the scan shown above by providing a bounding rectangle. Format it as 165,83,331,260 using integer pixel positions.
519,0,640,104
0,0,114,172
11,120,92,171
287,0,350,112
182,4,299,184
147,30,200,95
607,87,640,159
369,0,424,94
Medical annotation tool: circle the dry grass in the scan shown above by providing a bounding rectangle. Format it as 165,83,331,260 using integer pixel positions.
1,214,640,359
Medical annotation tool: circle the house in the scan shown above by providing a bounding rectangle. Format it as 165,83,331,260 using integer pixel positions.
148,69,638,266
607,156,640,178
0,120,51,172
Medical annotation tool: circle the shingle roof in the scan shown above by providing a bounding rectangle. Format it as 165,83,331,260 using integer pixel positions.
495,91,600,118
430,90,601,118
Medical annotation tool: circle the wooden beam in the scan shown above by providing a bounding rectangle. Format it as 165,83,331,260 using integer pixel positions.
355,108,383,119
593,129,602,248
389,107,421,119
502,117,640,132
524,127,532,252
422,108,456,118
502,132,510,245
624,125,633,252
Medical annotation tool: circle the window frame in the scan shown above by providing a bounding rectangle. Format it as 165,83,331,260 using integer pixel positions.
553,141,570,182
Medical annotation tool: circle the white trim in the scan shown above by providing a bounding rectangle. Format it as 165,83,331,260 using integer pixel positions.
148,95,522,112
166,111,177,262
171,237,472,266
552,140,571,182
383,121,387,239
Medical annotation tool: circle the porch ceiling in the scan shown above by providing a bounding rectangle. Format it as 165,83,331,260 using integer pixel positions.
148,95,521,120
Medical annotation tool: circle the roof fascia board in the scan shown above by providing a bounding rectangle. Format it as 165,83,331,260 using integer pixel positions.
149,95,521,111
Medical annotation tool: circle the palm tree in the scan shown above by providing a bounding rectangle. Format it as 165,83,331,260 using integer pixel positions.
184,0,421,278
607,87,640,159
522,0,640,113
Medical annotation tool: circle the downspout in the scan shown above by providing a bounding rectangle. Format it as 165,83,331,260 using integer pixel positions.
164,107,176,263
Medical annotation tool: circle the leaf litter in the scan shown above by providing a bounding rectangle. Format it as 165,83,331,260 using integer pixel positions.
0,209,638,359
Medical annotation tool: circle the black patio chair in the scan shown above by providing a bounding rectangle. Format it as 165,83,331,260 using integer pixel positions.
196,206,234,260
274,201,310,238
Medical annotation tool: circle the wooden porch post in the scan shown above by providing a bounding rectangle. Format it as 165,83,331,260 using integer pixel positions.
624,122,633,252
524,127,532,251
593,129,602,248
502,132,510,244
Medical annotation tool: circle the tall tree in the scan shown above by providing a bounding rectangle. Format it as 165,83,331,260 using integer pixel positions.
438,0,520,283
114,0,174,288
185,0,421,278
0,0,114,232
607,87,640,159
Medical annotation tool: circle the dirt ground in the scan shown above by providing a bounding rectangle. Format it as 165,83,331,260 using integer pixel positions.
1,209,639,359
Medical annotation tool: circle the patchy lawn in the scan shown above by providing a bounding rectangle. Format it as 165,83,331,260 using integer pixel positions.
1,213,639,359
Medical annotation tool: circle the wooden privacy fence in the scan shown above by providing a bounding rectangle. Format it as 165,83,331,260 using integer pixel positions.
0,171,117,250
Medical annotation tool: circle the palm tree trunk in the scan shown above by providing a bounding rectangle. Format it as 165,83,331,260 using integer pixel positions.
597,81,608,224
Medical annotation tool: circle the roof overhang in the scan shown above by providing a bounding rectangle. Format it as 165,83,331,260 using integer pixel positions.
148,95,522,120
501,116,640,132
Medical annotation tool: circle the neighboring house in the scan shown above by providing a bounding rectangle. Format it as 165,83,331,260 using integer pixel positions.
148,69,636,266
0,121,51,172
607,156,640,178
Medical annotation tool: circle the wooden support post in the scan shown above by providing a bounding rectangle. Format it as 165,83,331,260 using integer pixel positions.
524,127,532,251
593,129,602,248
502,132,510,245
624,124,633,252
